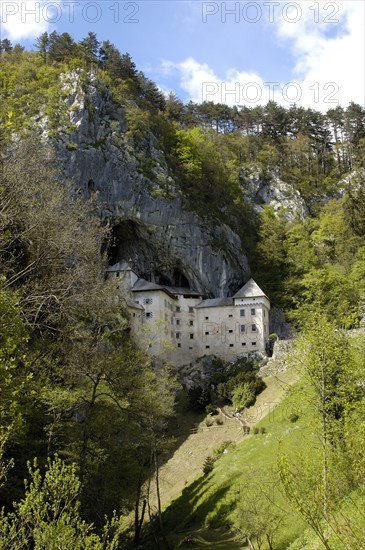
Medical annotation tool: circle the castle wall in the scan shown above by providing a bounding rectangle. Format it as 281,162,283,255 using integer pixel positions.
108,264,270,367
195,302,268,361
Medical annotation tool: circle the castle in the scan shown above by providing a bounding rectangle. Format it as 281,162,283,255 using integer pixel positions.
107,261,270,366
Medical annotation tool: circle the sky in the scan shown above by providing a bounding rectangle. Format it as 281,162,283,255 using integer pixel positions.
1,0,364,111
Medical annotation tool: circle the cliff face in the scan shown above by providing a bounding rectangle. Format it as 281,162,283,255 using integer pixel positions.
53,72,249,296
47,71,307,296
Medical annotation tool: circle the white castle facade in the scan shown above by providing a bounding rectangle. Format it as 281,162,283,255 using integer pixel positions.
107,261,270,366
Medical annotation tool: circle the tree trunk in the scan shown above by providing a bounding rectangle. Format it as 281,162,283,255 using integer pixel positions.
153,447,171,550
134,473,146,547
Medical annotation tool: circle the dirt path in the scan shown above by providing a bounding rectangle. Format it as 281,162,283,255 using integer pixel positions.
150,411,246,510
149,367,299,511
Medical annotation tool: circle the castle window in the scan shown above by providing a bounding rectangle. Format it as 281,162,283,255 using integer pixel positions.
177,343,181,348
252,342,256,346
145,312,153,318
252,324,257,331
242,342,246,346
229,314,233,318
205,331,209,335
229,344,234,347
240,325,245,333
189,320,194,326
240,309,245,317
176,319,180,325
190,334,194,339
176,306,181,313
143,298,153,305
251,308,256,315
116,272,120,278
132,313,135,317
228,329,233,333
205,316,209,320
189,307,194,313
206,345,210,349
175,332,180,339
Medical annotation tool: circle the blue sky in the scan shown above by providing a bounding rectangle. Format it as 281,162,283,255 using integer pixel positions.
1,1,364,110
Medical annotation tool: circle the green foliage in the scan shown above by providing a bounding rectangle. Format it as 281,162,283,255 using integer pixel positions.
278,313,365,549
217,369,266,407
231,383,255,410
234,473,284,550
188,387,210,412
213,440,235,457
0,138,177,533
0,455,124,549
202,456,216,475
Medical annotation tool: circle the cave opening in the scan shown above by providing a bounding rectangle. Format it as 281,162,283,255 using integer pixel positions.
106,220,191,289
107,220,140,266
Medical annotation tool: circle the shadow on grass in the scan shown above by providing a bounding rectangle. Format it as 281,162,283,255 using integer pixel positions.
162,469,242,535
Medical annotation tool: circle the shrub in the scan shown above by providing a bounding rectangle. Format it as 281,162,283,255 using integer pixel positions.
231,383,255,410
259,426,266,434
205,404,219,415
202,456,216,475
215,417,223,425
66,142,78,151
289,413,300,423
253,427,260,435
213,440,235,457
205,417,214,427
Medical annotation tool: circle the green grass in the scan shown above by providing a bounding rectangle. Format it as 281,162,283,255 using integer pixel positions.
162,367,314,548
162,335,365,549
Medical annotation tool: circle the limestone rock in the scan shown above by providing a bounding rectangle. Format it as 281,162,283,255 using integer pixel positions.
241,169,308,220
52,72,250,296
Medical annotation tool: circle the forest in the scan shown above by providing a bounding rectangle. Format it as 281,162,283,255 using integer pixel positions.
0,32,364,548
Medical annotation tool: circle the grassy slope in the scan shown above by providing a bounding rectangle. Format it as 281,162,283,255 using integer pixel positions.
162,366,313,548
149,367,300,513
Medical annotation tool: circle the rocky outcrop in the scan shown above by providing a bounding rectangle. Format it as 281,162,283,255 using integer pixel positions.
52,71,249,296
241,169,308,220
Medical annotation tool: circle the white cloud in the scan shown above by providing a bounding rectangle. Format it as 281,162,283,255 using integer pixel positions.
161,1,365,110
162,57,277,107
0,0,62,41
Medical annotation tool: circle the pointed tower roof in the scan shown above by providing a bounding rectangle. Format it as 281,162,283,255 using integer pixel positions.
233,278,269,300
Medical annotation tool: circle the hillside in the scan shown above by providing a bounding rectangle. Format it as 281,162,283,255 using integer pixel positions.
147,361,300,510
160,331,365,549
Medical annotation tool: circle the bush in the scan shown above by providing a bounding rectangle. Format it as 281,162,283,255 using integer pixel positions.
259,426,266,434
253,427,260,435
289,413,300,423
66,142,78,151
217,369,266,405
232,383,255,410
215,417,223,425
205,417,214,427
205,404,219,415
202,456,216,475
213,440,235,457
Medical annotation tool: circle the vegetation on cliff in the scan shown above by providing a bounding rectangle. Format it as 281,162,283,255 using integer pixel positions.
0,32,364,548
